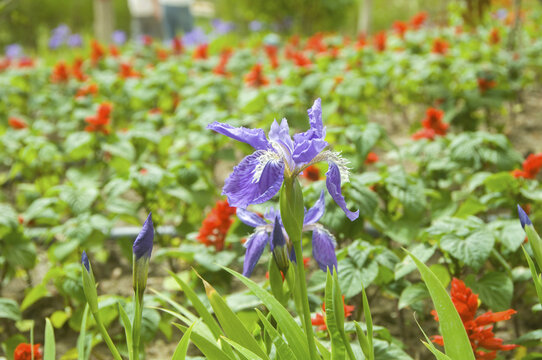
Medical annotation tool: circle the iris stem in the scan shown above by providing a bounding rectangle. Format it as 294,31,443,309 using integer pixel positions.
293,239,319,359
95,313,123,360
133,291,143,359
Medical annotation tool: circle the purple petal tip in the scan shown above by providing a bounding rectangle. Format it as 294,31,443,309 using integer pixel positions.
133,212,154,259
518,205,532,229
82,251,90,271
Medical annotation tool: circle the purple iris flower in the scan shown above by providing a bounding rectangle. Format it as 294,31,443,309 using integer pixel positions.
112,30,127,45
133,213,154,259
238,190,337,276
518,205,532,229
5,44,22,59
67,34,83,48
212,19,235,35
81,250,90,272
183,27,208,46
207,98,359,221
249,21,263,32
48,34,64,50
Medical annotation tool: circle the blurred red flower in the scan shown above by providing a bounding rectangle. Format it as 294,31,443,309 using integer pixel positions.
119,63,140,79
172,36,183,55
365,152,379,164
213,48,233,76
14,343,42,360
91,40,105,64
412,108,448,140
76,83,98,98
72,57,87,81
9,116,27,130
477,78,497,93
512,153,542,179
393,21,408,39
312,296,355,331
244,64,269,87
85,103,112,134
431,278,518,359
431,38,449,55
373,31,387,52
489,28,500,45
193,44,208,60
51,61,70,83
197,200,236,251
410,11,428,29
301,164,320,181
264,45,279,69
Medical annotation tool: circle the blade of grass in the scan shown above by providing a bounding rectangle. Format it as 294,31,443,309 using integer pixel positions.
43,318,55,360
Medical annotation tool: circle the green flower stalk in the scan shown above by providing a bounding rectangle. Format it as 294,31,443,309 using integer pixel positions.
132,212,154,359
81,251,123,360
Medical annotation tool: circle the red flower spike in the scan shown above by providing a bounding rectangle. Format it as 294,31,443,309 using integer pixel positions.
477,78,497,93
489,28,500,45
393,21,408,39
373,31,387,52
14,343,43,360
172,36,184,55
264,45,279,69
213,49,233,76
90,40,106,64
311,295,355,331
511,153,542,179
432,278,518,359
193,44,208,60
301,164,320,181
244,64,269,87
410,11,428,29
119,63,140,79
197,200,236,251
72,57,87,81
432,38,449,55
365,152,379,165
51,61,70,83
109,45,120,57
85,103,112,134
9,117,27,130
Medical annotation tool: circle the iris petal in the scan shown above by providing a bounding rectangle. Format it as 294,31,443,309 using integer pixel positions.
268,118,294,154
292,138,328,164
304,190,326,225
325,162,359,221
223,151,284,208
312,227,338,273
307,98,324,136
237,208,267,228
243,230,269,277
207,122,269,150
132,212,154,259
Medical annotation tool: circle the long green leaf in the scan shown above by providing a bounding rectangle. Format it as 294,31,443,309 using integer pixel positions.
172,320,198,360
325,271,345,360
221,336,265,360
173,323,235,360
222,266,310,360
522,246,542,305
414,314,452,360
360,283,374,360
168,270,223,339
255,309,296,360
150,288,199,323
118,304,134,360
315,340,331,360
405,249,475,360
202,277,270,360
77,304,89,360
43,318,55,360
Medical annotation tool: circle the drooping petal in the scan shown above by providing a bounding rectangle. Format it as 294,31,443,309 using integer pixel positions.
326,162,359,221
133,212,154,259
304,190,326,225
223,150,284,208
312,227,338,273
236,208,267,228
243,230,269,277
207,122,269,150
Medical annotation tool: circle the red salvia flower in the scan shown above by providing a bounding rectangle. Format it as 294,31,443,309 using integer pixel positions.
172,36,183,55
512,153,542,179
14,343,43,360
85,103,112,134
141,35,153,47
193,44,208,60
109,44,120,57
264,45,279,69
356,33,368,50
431,38,449,55
244,64,269,87
305,33,327,53
76,83,98,98
477,78,497,93
17,58,34,68
291,51,312,68
365,152,379,164
393,21,408,39
72,57,87,81
301,164,320,181
373,31,387,52
90,40,106,64
9,116,27,130
119,63,140,79
410,11,428,29
0,58,11,71
489,28,500,45
312,296,355,331
213,48,233,76
156,48,169,61
197,200,236,251
431,278,518,360
412,108,448,140
51,61,70,83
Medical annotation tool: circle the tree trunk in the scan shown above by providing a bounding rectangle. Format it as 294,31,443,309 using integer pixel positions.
93,0,115,43
357,0,372,35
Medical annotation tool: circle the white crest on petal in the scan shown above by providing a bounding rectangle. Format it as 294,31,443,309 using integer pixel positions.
306,150,351,183
252,150,282,183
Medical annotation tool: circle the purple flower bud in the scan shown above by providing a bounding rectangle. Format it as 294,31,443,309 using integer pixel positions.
48,34,64,50
67,34,83,48
112,30,127,45
82,251,90,271
518,204,532,229
53,24,70,39
271,216,289,272
133,212,154,259
5,44,22,59
249,21,263,32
